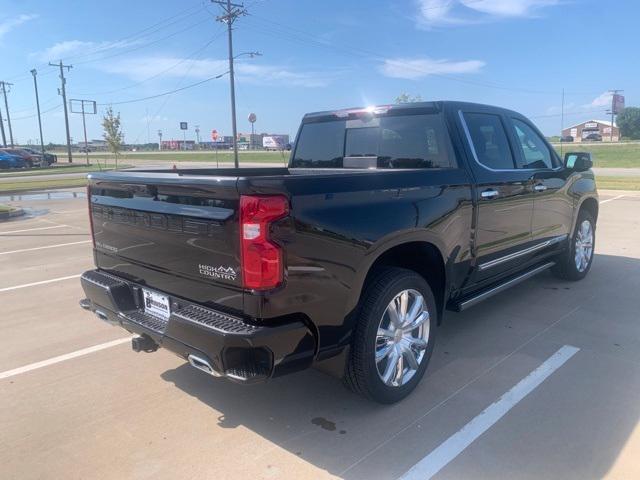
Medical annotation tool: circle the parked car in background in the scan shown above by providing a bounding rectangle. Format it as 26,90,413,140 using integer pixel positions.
79,101,599,404
21,148,57,166
584,133,602,142
0,151,26,169
561,135,574,142
0,148,44,167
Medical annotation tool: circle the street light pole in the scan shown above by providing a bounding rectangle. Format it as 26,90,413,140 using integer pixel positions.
31,70,46,157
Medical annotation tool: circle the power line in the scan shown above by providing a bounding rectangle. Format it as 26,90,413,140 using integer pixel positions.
127,30,229,145
529,108,608,119
72,31,225,96
95,73,227,106
4,2,205,83
72,17,212,67
12,104,62,121
57,4,207,63
246,13,604,97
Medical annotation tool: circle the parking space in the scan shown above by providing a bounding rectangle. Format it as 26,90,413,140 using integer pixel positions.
1,190,639,480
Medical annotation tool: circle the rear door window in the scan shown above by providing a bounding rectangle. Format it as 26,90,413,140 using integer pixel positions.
463,113,515,170
378,115,454,168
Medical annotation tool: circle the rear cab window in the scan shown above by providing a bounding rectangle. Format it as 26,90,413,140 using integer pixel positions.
291,113,456,169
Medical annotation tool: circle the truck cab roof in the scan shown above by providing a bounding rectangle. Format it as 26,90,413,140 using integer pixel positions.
302,101,526,123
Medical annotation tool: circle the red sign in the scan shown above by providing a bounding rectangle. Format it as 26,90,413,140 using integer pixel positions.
211,129,219,141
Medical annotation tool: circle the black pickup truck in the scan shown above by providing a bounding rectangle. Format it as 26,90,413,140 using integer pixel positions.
80,101,598,403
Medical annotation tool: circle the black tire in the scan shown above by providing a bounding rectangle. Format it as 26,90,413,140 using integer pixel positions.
344,267,437,404
552,209,596,281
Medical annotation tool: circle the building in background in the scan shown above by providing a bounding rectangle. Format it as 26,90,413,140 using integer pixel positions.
161,140,196,150
562,120,620,142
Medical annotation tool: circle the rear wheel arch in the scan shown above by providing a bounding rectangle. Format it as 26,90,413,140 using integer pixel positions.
355,241,447,324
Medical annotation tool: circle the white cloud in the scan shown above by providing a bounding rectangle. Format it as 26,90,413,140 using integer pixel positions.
0,14,37,40
96,56,330,87
587,91,613,108
416,0,560,27
380,57,485,79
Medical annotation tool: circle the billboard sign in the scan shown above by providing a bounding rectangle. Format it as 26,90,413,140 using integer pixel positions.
180,122,188,130
613,94,625,114
263,135,286,149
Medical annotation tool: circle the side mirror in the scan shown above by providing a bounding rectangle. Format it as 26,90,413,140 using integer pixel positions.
564,152,593,172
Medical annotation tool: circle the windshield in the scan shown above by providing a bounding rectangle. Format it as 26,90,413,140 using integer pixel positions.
291,113,455,169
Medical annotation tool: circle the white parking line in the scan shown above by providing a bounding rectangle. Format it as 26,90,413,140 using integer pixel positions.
0,337,131,380
0,274,81,292
0,240,91,255
0,225,68,235
399,345,580,480
600,194,625,204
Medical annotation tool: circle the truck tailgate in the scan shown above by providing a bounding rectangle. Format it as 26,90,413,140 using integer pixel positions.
88,172,243,311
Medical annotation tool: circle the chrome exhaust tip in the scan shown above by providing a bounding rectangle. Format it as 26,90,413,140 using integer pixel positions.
188,354,222,377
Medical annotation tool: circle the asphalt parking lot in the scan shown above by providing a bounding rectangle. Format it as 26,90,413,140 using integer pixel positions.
1,189,639,480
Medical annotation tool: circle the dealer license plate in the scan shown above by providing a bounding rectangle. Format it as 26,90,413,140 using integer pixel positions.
142,288,171,320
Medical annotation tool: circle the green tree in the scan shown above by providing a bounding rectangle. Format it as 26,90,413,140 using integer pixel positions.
102,106,123,168
616,107,640,140
395,93,423,104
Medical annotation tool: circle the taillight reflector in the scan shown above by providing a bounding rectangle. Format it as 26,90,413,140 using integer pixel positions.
239,195,289,290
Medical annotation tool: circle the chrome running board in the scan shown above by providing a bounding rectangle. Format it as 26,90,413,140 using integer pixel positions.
451,262,555,312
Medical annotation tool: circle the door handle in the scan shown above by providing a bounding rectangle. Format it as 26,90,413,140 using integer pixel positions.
481,189,499,199
534,184,547,192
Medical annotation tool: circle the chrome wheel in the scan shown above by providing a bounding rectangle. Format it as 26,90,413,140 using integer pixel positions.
574,220,594,273
375,289,430,387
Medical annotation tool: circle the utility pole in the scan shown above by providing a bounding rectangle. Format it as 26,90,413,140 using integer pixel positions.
70,99,97,166
157,130,162,151
0,81,15,147
31,70,46,156
0,104,6,147
608,89,623,142
560,88,565,157
212,0,247,168
49,60,73,163
195,125,201,149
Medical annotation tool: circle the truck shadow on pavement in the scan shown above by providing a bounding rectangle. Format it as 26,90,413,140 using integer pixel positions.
161,253,640,480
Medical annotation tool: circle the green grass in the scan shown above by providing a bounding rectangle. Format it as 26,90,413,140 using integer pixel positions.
0,177,88,193
553,143,640,168
595,176,640,191
0,204,13,212
0,164,130,177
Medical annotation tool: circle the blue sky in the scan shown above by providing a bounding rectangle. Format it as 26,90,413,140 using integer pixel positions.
0,0,636,144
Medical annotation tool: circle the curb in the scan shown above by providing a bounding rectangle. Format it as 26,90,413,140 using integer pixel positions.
0,207,25,221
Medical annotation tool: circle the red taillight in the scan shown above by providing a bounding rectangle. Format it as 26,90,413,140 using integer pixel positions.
239,195,289,290
87,185,95,247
